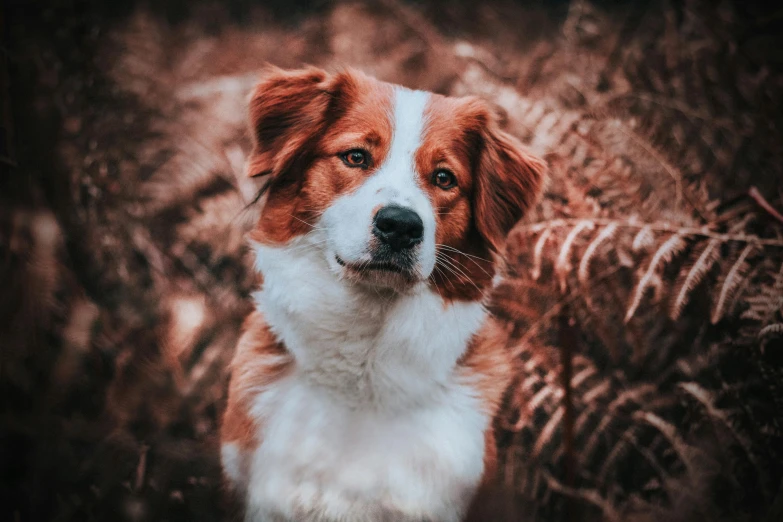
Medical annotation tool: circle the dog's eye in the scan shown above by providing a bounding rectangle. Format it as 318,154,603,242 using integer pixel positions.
432,169,457,190
340,149,370,168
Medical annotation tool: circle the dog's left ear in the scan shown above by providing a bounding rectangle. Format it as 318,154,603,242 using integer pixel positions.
473,107,546,252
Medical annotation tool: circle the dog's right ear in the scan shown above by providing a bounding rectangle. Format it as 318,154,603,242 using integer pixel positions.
246,66,334,180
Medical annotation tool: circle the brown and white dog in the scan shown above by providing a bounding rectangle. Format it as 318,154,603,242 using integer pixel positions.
220,67,545,522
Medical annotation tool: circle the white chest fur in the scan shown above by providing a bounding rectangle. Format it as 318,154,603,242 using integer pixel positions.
224,239,490,522
240,374,486,522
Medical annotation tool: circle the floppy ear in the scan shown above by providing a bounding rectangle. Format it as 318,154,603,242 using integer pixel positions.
246,66,335,180
474,113,546,252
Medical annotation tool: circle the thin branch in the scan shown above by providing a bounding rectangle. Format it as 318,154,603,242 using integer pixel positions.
558,308,578,518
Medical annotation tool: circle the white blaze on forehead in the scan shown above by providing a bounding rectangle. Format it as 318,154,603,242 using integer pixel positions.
389,87,429,175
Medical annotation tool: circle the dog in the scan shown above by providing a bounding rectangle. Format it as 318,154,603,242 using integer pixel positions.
220,66,545,522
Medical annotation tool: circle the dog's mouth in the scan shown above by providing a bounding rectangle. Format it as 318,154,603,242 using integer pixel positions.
334,255,406,273
334,255,418,282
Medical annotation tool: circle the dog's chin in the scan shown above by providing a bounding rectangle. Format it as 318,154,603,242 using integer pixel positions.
333,254,422,292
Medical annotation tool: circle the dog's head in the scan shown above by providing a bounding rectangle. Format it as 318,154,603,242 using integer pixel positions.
246,67,545,300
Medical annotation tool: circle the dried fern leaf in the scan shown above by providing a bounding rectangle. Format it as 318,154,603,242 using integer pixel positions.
556,220,595,293
711,242,757,324
759,323,783,341
632,225,655,252
578,222,620,287
616,245,635,268
619,429,678,500
571,361,597,388
532,405,565,459
541,470,621,522
582,379,612,403
595,424,637,486
742,262,783,324
581,384,656,466
634,411,699,479
625,233,687,323
526,382,561,413
531,227,553,280
669,238,720,320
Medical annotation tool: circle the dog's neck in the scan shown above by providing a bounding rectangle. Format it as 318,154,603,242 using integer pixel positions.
252,236,487,410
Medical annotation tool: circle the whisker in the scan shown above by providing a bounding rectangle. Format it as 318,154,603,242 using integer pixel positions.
435,244,493,263
280,239,331,255
435,263,472,291
289,214,320,230
439,260,483,293
288,215,331,235
435,255,483,293
428,267,447,300
298,207,328,218
436,248,493,278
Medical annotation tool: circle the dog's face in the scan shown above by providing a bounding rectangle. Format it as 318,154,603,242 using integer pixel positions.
247,67,545,300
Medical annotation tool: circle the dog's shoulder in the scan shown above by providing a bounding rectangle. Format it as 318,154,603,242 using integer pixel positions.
221,312,292,476
458,316,515,417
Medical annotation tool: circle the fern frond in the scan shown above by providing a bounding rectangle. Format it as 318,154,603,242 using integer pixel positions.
625,233,687,322
578,222,619,287
531,227,553,281
711,243,757,324
556,220,595,293
669,238,720,320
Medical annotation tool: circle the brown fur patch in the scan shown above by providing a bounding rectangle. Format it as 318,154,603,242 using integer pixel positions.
220,312,293,451
458,317,514,419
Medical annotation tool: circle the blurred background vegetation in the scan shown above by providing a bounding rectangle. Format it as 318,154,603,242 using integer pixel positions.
2,1,783,521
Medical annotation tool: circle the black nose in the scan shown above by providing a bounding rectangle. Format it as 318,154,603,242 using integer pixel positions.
373,206,424,251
